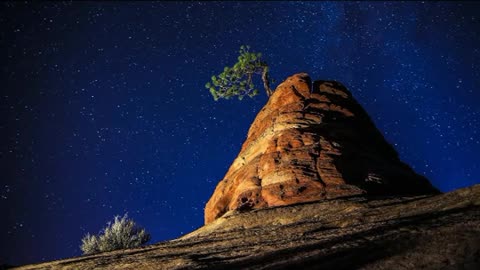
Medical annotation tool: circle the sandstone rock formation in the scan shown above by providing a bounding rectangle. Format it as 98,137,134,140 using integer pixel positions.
13,74,476,270
205,73,438,224
11,184,480,270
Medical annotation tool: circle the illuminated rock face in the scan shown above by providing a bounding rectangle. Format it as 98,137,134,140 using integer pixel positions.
205,73,438,224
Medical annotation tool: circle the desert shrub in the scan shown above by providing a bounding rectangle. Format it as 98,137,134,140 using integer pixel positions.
80,214,150,255
80,233,100,255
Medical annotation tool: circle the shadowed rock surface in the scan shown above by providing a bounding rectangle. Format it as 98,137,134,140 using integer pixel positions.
205,73,438,224
12,184,480,270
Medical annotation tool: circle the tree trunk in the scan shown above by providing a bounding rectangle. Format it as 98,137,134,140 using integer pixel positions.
262,66,273,97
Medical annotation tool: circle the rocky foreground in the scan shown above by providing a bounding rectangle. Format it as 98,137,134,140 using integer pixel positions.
12,184,480,270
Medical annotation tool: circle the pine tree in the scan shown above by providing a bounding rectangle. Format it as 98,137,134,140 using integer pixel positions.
206,45,273,101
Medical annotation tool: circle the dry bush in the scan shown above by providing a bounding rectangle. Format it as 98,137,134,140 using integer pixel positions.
80,214,150,255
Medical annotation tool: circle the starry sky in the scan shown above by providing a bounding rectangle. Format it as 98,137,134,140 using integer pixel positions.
1,1,479,266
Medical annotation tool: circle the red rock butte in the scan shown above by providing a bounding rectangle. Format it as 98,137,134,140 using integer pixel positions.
205,73,438,224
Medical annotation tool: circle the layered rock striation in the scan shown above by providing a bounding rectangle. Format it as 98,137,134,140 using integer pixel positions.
205,73,438,224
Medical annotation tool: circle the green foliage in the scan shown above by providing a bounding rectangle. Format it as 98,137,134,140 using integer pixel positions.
80,214,151,255
206,45,270,101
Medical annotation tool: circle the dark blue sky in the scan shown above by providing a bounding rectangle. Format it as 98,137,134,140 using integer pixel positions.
1,1,479,266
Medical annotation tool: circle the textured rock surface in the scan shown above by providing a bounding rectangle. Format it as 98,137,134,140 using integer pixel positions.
205,73,438,224
12,184,480,270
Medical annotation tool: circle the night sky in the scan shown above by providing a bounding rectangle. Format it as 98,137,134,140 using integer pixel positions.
1,1,480,266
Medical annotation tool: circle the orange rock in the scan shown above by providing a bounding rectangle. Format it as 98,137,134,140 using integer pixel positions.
204,73,439,224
